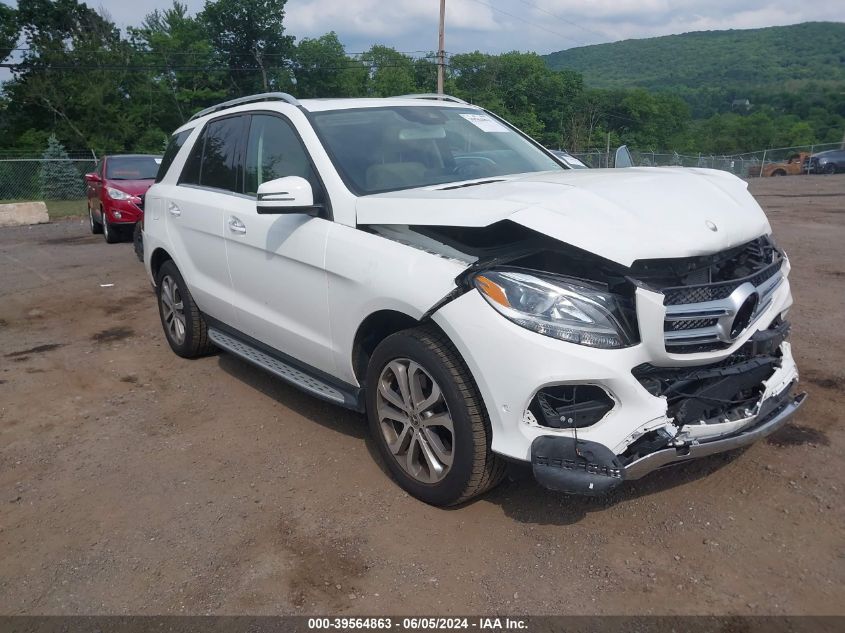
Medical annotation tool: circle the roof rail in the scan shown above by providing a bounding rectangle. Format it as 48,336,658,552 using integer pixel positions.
394,93,470,105
189,92,300,121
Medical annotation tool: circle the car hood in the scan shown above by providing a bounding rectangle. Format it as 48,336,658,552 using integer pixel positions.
355,168,771,267
105,179,155,196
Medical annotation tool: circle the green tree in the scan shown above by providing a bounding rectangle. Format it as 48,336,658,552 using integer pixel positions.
129,1,227,128
200,0,294,95
40,134,83,199
0,2,18,62
7,0,135,152
362,45,416,97
293,32,366,98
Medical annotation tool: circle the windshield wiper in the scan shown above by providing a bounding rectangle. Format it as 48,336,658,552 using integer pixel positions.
438,179,505,190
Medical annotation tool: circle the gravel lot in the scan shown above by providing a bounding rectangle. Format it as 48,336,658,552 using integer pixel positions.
1,175,843,616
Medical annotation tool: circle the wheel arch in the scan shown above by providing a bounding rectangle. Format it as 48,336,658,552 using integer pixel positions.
150,247,174,283
351,309,455,386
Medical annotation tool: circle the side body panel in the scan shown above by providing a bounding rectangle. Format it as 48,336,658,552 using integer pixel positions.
323,222,467,386
160,185,237,325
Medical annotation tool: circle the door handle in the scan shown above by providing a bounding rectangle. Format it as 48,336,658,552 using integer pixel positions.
167,201,181,217
228,216,247,234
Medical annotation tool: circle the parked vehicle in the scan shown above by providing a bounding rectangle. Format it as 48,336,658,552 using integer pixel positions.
549,150,588,169
143,93,805,506
806,149,845,174
748,152,810,177
85,154,161,244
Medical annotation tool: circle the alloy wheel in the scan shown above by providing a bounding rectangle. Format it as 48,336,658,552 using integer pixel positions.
160,275,187,345
376,358,455,484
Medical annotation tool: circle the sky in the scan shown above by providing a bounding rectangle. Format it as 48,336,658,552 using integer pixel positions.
81,0,845,56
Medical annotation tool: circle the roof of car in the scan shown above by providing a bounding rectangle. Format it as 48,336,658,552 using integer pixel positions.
297,97,479,113
104,153,162,159
176,95,482,133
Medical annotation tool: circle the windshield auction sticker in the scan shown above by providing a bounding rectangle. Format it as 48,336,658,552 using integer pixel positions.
459,113,510,133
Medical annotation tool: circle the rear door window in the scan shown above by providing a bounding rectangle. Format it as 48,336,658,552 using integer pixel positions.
179,115,247,192
200,116,246,192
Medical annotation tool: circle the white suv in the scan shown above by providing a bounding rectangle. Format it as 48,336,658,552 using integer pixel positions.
143,92,805,506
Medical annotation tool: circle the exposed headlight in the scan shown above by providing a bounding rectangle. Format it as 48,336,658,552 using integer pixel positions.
473,269,636,349
106,186,131,200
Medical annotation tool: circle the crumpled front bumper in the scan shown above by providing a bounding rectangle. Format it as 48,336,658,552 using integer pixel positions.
624,390,806,479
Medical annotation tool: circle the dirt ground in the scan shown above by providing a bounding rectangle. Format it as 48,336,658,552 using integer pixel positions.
0,174,843,616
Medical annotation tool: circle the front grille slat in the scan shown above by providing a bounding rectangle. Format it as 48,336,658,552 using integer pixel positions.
665,317,719,332
662,260,781,306
655,240,784,355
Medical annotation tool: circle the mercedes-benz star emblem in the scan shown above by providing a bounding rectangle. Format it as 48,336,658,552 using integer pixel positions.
730,292,759,338
705,220,718,232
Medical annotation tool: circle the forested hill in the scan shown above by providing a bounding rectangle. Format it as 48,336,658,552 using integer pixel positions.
544,22,845,91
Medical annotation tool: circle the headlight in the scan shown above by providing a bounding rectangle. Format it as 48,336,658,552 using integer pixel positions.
106,186,131,200
473,269,636,349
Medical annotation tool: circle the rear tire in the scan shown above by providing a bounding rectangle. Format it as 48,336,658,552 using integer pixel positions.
366,326,505,506
772,169,786,177
155,260,215,358
824,163,837,175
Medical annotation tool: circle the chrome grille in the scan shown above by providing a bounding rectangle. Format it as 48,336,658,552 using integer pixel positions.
662,260,781,305
662,262,784,353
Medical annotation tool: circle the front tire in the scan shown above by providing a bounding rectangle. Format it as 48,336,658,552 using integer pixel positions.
824,163,837,175
366,326,505,506
155,260,215,358
103,209,119,244
89,205,103,234
133,223,144,262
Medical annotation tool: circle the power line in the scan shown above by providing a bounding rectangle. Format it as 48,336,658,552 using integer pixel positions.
6,47,441,57
0,62,454,72
515,0,607,41
462,0,584,46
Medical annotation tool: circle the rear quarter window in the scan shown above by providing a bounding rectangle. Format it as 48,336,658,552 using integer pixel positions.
156,130,191,183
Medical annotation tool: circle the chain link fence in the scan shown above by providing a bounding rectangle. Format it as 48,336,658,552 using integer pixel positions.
0,141,842,206
572,142,843,176
0,158,96,202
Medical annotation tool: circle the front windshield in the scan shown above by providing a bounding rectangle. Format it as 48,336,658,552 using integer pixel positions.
106,156,161,180
310,106,563,194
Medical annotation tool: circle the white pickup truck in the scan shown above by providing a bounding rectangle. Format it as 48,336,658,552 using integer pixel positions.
143,92,805,506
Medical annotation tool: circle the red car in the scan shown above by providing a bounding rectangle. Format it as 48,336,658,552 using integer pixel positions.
85,154,161,245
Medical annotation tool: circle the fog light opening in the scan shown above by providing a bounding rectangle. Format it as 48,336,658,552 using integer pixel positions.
529,384,614,429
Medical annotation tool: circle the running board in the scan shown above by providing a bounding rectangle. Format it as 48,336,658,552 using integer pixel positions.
208,328,355,407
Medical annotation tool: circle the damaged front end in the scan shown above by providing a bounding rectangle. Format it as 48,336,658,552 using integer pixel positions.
364,219,805,496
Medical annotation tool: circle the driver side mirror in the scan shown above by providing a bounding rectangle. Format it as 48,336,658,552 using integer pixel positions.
84,173,101,183
614,145,634,168
256,176,317,215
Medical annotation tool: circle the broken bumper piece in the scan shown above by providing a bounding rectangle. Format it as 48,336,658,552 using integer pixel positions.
532,389,806,495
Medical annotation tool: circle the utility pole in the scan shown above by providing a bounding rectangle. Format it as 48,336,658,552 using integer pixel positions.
437,0,446,95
